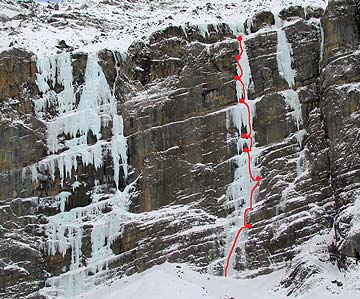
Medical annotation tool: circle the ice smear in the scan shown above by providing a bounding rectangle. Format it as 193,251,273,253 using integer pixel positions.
280,89,303,130
22,164,39,183
319,20,325,64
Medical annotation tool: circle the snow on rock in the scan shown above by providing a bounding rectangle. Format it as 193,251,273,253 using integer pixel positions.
280,89,303,130
0,0,327,55
336,190,360,255
278,230,360,298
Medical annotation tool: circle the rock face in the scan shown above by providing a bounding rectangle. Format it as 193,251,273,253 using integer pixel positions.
321,0,360,264
0,0,359,298
237,12,335,276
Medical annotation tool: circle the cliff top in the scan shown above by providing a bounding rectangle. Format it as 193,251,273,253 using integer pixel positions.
0,0,327,56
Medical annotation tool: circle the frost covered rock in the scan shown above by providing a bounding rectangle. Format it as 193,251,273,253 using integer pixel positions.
320,0,360,266
245,11,275,33
278,6,306,21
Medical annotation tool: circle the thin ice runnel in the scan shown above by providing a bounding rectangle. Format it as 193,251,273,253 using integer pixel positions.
281,89,303,131
33,51,131,297
223,39,260,276
274,16,304,144
275,14,295,88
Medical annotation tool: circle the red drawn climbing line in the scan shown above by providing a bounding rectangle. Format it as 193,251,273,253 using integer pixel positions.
224,36,262,278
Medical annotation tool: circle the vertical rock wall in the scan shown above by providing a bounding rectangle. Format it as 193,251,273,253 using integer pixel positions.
0,1,359,298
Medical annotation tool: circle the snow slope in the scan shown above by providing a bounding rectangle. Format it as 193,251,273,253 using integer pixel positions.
0,0,328,56
75,262,360,299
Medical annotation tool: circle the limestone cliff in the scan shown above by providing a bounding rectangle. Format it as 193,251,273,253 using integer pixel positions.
0,0,359,298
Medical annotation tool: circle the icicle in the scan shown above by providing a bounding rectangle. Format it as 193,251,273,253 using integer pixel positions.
294,129,306,148
275,14,296,88
35,50,131,297
56,191,71,213
319,21,325,65
229,22,245,37
36,55,57,94
56,53,76,115
197,24,209,38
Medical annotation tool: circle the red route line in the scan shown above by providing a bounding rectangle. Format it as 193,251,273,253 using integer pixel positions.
224,36,262,278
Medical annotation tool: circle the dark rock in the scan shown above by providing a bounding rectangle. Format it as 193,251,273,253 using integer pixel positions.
284,20,321,87
0,48,37,101
321,0,359,66
245,31,288,98
245,11,275,33
56,40,73,51
305,6,325,19
279,6,305,21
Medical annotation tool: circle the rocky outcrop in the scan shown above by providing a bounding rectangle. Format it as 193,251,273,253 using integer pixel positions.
0,48,37,102
0,197,45,299
320,0,360,263
0,49,47,202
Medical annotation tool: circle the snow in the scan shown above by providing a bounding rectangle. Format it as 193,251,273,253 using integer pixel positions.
74,262,360,299
0,0,327,56
76,262,283,299
280,89,303,130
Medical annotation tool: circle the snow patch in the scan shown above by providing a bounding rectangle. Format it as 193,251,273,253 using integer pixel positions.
280,89,303,130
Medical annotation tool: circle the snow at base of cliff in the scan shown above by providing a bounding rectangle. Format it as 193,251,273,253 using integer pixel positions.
75,262,359,299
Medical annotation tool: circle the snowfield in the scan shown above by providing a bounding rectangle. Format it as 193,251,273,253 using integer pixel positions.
0,0,328,56
75,262,360,299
